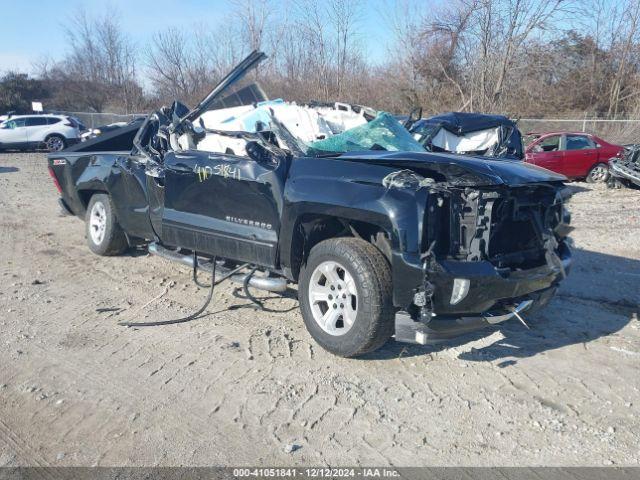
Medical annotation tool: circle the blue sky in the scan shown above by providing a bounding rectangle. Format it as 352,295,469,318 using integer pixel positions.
0,0,398,75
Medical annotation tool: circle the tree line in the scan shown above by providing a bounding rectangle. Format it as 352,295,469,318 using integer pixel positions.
1,0,639,121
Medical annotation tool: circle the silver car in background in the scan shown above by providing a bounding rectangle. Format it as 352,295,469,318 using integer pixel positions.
0,114,82,152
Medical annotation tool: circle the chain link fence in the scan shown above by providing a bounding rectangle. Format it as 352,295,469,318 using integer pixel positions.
52,111,144,129
518,118,640,145
49,111,640,145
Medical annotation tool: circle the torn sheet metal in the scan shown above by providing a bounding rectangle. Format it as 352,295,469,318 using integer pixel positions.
382,170,435,190
610,144,640,188
194,100,370,156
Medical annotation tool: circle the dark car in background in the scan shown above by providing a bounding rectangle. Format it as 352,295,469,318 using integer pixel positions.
525,132,624,182
407,112,524,160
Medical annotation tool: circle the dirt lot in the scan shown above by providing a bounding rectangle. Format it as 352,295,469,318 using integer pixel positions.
0,152,639,467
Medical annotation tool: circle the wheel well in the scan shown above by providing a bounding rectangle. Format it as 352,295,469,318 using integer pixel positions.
288,214,392,281
78,189,108,211
44,133,66,141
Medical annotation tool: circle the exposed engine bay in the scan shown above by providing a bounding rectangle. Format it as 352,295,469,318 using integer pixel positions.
443,186,568,270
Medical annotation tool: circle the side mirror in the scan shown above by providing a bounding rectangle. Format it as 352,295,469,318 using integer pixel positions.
246,141,275,163
403,107,423,129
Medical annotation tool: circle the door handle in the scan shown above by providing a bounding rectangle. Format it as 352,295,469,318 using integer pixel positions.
153,176,165,187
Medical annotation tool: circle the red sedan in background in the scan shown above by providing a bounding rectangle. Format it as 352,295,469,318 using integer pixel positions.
525,132,624,182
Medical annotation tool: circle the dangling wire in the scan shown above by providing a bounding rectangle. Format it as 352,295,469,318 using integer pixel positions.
119,254,250,327
242,266,264,310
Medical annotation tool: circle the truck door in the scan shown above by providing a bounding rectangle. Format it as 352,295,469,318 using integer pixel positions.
160,148,288,267
107,154,157,240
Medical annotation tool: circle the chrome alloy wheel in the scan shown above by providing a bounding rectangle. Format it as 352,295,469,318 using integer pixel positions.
46,136,64,152
89,201,107,245
590,164,608,182
308,260,358,336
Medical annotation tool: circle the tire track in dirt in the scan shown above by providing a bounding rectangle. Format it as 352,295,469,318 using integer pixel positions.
0,419,60,477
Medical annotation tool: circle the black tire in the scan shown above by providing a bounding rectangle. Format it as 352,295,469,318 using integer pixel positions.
586,162,609,183
299,238,394,357
85,193,128,256
45,134,66,152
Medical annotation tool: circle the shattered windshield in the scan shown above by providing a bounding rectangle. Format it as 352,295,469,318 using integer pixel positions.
306,112,426,156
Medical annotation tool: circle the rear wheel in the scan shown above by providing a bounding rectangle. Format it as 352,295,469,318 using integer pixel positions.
586,163,609,183
85,194,128,256
299,238,394,357
45,134,66,152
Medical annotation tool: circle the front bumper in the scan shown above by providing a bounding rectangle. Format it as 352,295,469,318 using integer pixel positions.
392,242,571,344
429,242,571,315
395,287,557,344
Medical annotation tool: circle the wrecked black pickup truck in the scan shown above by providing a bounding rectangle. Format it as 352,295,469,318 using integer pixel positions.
48,51,572,357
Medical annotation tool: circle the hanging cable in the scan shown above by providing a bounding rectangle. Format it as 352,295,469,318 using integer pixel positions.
119,255,249,327
192,251,210,288
241,266,264,310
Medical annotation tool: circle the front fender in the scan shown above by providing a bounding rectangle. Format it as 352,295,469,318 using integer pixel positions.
281,157,428,305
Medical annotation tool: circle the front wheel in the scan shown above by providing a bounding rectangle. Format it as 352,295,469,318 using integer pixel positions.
299,238,394,357
85,194,128,256
586,163,609,183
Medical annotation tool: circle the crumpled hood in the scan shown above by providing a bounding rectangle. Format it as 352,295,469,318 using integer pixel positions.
340,151,566,187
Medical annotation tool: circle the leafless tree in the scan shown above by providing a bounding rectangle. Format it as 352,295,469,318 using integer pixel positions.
601,0,640,117
28,0,640,142
45,9,141,112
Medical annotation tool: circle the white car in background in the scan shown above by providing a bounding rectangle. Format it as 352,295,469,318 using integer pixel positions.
0,114,82,152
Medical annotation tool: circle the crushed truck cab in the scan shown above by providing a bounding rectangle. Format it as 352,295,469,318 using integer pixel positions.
48,51,572,358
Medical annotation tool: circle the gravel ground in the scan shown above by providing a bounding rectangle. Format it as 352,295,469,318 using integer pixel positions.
0,152,639,467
